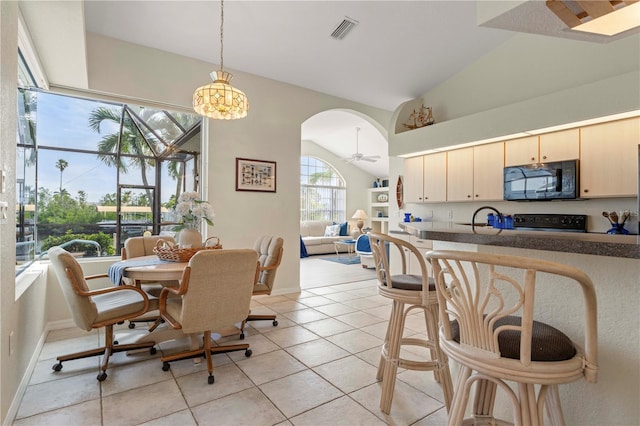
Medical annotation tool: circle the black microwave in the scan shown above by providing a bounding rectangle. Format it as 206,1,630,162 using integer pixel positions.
503,160,579,201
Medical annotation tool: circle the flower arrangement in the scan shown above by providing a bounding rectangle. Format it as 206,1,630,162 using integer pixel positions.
173,191,215,230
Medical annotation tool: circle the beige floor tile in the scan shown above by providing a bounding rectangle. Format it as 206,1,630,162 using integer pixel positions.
346,287,380,297
323,292,363,303
313,355,378,393
295,294,335,305
16,372,101,419
38,333,100,361
355,346,384,368
190,387,285,426
289,395,386,426
281,308,329,324
301,317,354,337
102,379,187,425
263,325,320,348
285,339,350,368
267,300,308,313
341,297,387,311
236,349,306,385
326,329,384,354
101,357,172,396
45,327,99,343
334,311,386,328
251,315,296,332
413,407,449,426
359,321,390,340
138,409,197,426
313,302,358,317
350,380,443,425
226,333,280,361
29,354,100,386
305,286,343,295
397,368,448,405
255,295,291,305
13,398,101,426
177,363,254,407
259,370,343,418
365,304,393,320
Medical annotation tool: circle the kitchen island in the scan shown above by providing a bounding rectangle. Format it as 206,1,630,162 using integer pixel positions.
395,221,639,425
399,221,640,259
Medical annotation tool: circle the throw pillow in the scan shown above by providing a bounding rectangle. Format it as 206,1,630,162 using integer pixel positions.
339,222,348,236
324,224,340,237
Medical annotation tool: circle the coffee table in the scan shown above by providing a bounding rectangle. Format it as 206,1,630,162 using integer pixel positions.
334,239,356,257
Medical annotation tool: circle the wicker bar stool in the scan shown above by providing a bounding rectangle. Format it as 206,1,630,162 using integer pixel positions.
369,232,453,414
427,250,598,426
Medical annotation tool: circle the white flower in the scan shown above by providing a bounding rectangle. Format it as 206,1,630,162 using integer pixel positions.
172,193,215,230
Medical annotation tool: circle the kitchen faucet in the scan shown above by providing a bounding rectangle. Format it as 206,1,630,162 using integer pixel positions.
471,206,502,231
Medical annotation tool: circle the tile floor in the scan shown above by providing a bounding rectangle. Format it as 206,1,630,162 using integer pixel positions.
12,256,449,426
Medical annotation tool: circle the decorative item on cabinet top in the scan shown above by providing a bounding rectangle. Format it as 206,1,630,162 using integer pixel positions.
403,104,434,130
396,176,404,209
377,193,389,202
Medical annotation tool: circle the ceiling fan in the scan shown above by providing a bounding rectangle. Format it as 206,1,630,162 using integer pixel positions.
345,127,380,163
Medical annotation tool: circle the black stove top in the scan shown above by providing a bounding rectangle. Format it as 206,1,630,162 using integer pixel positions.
513,213,587,232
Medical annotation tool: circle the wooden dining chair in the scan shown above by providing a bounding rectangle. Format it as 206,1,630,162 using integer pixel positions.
48,246,157,381
427,250,598,425
158,249,258,384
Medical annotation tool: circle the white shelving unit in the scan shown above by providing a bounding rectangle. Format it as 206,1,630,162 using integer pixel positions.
368,187,389,234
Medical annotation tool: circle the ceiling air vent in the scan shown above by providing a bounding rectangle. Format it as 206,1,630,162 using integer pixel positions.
330,16,359,40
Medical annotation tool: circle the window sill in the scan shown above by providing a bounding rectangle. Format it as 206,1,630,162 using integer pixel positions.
15,262,45,301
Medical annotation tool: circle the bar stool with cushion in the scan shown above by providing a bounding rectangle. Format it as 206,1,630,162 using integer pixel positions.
427,250,598,426
368,232,453,414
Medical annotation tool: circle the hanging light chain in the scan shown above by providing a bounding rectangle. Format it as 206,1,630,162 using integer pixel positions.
220,0,224,71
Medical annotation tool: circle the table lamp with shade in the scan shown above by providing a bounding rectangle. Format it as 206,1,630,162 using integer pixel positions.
352,209,368,233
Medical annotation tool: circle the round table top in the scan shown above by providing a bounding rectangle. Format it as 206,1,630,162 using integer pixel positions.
123,255,187,281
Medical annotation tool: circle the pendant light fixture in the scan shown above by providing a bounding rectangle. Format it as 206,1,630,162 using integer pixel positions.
193,0,248,120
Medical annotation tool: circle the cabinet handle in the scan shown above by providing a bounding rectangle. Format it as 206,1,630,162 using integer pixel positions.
475,194,479,198
542,155,547,160
583,189,589,193
531,157,535,161
467,195,471,198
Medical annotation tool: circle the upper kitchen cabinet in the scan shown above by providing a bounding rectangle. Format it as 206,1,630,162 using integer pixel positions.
580,117,639,198
505,129,579,166
404,153,446,203
447,143,504,202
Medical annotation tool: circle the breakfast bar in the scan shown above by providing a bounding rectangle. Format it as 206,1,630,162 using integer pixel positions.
397,221,640,425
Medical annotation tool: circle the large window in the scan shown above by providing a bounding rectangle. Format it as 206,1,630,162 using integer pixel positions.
15,87,201,275
300,156,346,222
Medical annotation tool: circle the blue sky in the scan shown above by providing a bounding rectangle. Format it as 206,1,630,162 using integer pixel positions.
34,92,176,204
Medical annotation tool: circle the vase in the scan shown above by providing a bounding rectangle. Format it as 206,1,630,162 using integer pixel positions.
178,228,203,248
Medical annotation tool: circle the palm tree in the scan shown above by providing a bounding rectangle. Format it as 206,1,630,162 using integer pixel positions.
55,159,69,193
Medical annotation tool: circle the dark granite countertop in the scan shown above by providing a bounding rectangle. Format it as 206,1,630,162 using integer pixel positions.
398,222,640,259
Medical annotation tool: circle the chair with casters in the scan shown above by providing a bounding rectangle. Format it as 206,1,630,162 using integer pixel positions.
368,232,453,414
122,235,177,330
48,246,157,382
239,235,284,339
158,249,258,384
426,250,598,426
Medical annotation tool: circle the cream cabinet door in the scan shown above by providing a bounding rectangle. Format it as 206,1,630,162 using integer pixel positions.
404,156,424,203
447,147,474,201
539,128,579,162
423,152,447,202
473,142,505,201
580,117,639,198
505,135,538,166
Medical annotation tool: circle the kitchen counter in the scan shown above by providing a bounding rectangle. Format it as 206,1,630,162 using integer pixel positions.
398,221,640,259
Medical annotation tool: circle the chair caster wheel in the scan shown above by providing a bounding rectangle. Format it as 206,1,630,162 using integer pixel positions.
208,375,215,385
239,333,245,340
150,347,157,355
52,362,63,372
162,362,171,371
97,372,107,381
245,349,252,357
113,340,119,345
128,323,136,329
273,320,278,326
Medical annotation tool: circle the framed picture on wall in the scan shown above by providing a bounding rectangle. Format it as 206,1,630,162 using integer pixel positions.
235,158,277,192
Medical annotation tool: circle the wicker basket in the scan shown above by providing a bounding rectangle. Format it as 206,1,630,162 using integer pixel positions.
153,237,222,262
